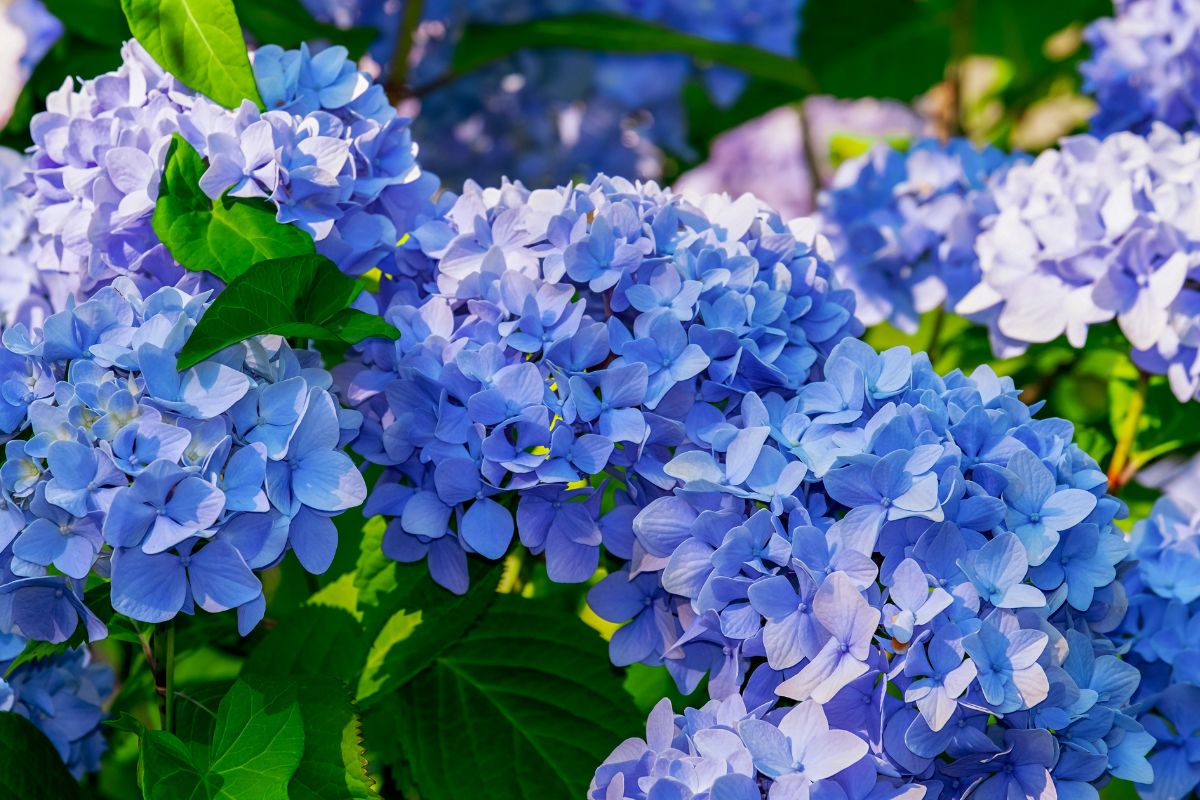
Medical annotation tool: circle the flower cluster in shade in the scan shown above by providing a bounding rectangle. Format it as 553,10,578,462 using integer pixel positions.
0,279,365,640
0,640,112,778
1115,464,1200,800
0,147,49,329
816,137,1020,334
1080,0,1200,137
587,344,1149,800
303,0,805,187
22,37,437,312
957,125,1200,401
338,176,860,593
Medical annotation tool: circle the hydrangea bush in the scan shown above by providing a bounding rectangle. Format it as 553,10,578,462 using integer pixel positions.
2,0,1200,798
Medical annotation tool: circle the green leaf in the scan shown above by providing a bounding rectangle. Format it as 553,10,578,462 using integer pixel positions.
243,605,368,685
232,0,376,59
356,558,503,705
177,253,396,369
120,0,263,109
394,596,642,800
153,135,315,283
800,0,951,100
172,681,232,752
452,14,817,93
0,713,83,799
149,675,379,800
141,676,306,800
42,0,130,46
289,678,379,800
326,308,402,344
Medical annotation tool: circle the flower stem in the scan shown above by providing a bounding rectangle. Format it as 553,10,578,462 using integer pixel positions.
925,306,947,366
1107,370,1149,492
153,621,176,733
386,0,426,103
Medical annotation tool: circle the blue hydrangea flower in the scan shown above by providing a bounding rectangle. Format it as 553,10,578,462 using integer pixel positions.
1081,0,1200,136
1116,473,1200,800
343,178,859,594
22,39,438,310
0,645,112,778
817,138,1020,333
957,126,1200,401
0,279,364,637
585,340,1141,800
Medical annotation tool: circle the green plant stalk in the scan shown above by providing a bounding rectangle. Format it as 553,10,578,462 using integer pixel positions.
153,621,176,733
1108,370,1149,492
387,0,425,102
926,306,947,366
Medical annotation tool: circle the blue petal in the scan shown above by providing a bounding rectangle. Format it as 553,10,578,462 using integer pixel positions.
459,497,513,559
111,547,187,623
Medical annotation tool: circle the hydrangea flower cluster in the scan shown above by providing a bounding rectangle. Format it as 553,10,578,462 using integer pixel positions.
339,177,860,592
588,343,1147,799
1080,0,1200,137
304,0,805,186
22,38,436,311
0,147,48,329
591,694,909,800
1117,474,1200,800
817,138,1019,333
0,279,365,640
957,125,1200,400
0,643,112,779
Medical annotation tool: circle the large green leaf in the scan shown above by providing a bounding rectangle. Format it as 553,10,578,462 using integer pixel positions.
232,0,376,59
152,135,315,283
452,14,817,93
0,713,83,799
121,0,263,109
140,677,306,800
799,0,951,100
289,678,379,800
394,596,642,800
356,556,503,705
243,605,368,685
177,254,398,369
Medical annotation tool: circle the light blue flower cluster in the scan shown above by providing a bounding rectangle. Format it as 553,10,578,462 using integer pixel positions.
0,279,365,639
958,125,1200,400
817,138,1019,333
588,343,1147,799
0,642,112,779
0,147,48,329
1080,0,1200,137
340,177,859,593
1118,482,1200,800
591,694,911,800
22,38,436,311
305,0,804,186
